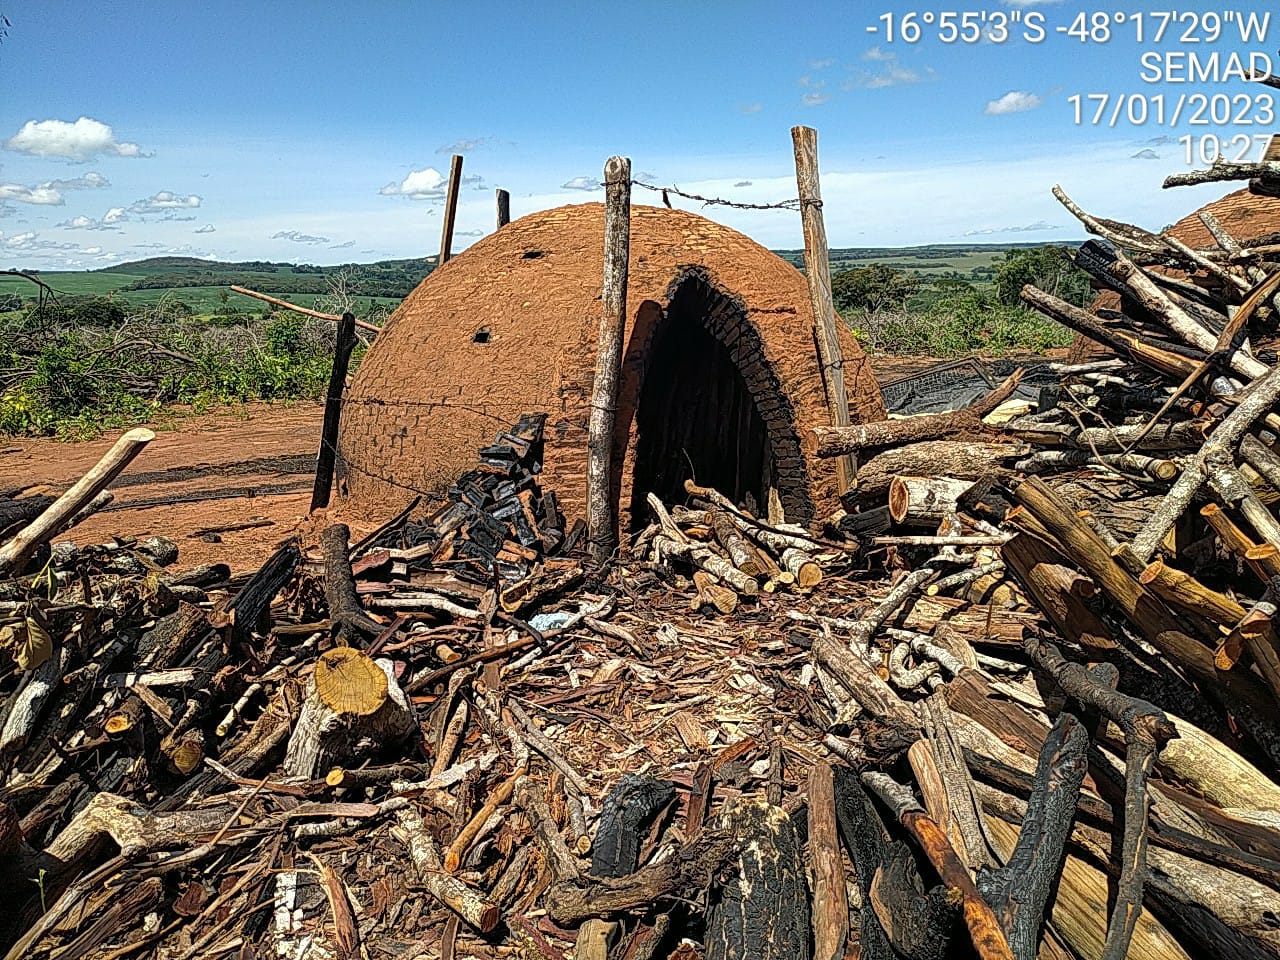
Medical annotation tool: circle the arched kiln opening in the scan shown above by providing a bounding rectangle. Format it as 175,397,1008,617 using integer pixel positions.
629,273,797,527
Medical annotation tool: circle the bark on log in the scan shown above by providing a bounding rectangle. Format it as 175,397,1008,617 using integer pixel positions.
853,441,1025,502
707,507,764,577
1001,533,1117,656
1200,502,1280,581
320,523,380,644
1130,359,1280,563
1020,285,1201,379
392,803,499,931
705,797,811,960
0,428,154,576
811,370,1022,458
1012,478,1280,749
1163,159,1280,190
807,762,848,960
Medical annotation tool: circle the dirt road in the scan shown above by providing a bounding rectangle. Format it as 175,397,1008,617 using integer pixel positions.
0,403,325,573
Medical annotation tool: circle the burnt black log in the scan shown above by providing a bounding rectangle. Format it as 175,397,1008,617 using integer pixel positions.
320,523,381,645
833,767,958,960
977,712,1089,960
221,541,300,647
705,797,811,960
591,774,675,879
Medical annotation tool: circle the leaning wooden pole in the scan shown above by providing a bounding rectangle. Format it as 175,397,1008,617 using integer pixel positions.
586,155,631,563
496,188,511,228
0,428,154,576
310,311,358,512
438,153,464,266
792,126,856,494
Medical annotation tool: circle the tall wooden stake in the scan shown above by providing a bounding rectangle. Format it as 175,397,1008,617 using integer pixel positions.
496,188,511,228
792,126,856,493
587,156,631,563
311,311,358,512
438,154,464,266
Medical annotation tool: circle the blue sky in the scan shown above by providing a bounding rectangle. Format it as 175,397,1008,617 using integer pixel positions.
0,0,1276,269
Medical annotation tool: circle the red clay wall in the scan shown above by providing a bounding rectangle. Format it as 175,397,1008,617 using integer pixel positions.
337,202,883,529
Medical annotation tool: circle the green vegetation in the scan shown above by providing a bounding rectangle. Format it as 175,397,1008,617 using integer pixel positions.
831,244,1088,356
0,242,1085,436
0,297,362,438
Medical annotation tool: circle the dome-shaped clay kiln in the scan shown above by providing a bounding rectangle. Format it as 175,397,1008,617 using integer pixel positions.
336,202,883,531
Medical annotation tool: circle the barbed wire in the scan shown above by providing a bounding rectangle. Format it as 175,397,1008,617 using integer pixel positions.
627,180,807,212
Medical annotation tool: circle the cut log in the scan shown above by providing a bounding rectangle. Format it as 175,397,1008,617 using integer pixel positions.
852,441,1025,502
888,475,974,525
283,654,416,778
705,797,811,960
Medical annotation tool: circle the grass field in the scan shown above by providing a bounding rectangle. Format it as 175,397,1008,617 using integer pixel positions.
775,241,1080,280
1,256,423,316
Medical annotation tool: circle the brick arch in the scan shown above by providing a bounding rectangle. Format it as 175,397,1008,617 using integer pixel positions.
614,267,812,525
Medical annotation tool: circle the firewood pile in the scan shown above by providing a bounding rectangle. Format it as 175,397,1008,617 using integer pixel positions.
3,169,1280,960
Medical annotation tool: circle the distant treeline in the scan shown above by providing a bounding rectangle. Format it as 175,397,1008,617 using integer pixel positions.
121,262,433,299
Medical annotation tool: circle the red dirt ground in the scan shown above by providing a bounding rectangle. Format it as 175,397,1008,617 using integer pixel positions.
0,403,325,574
0,352,1056,574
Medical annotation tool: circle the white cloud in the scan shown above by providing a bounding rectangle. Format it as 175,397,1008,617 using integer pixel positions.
46,172,109,190
3,117,147,161
808,58,835,69
985,91,1042,115
846,66,927,90
380,167,447,199
272,229,329,244
0,182,64,205
635,171,658,185
1131,148,1160,160
194,223,216,233
57,215,95,228
561,176,600,191
964,219,1060,236
103,207,127,224
436,137,492,154
863,46,895,62
329,239,355,249
801,92,830,106
739,103,763,114
130,190,201,214
734,180,753,187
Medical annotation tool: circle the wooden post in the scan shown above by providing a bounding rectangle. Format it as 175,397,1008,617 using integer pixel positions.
586,155,631,563
310,311,357,512
496,188,510,228
792,126,856,493
438,154,464,266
